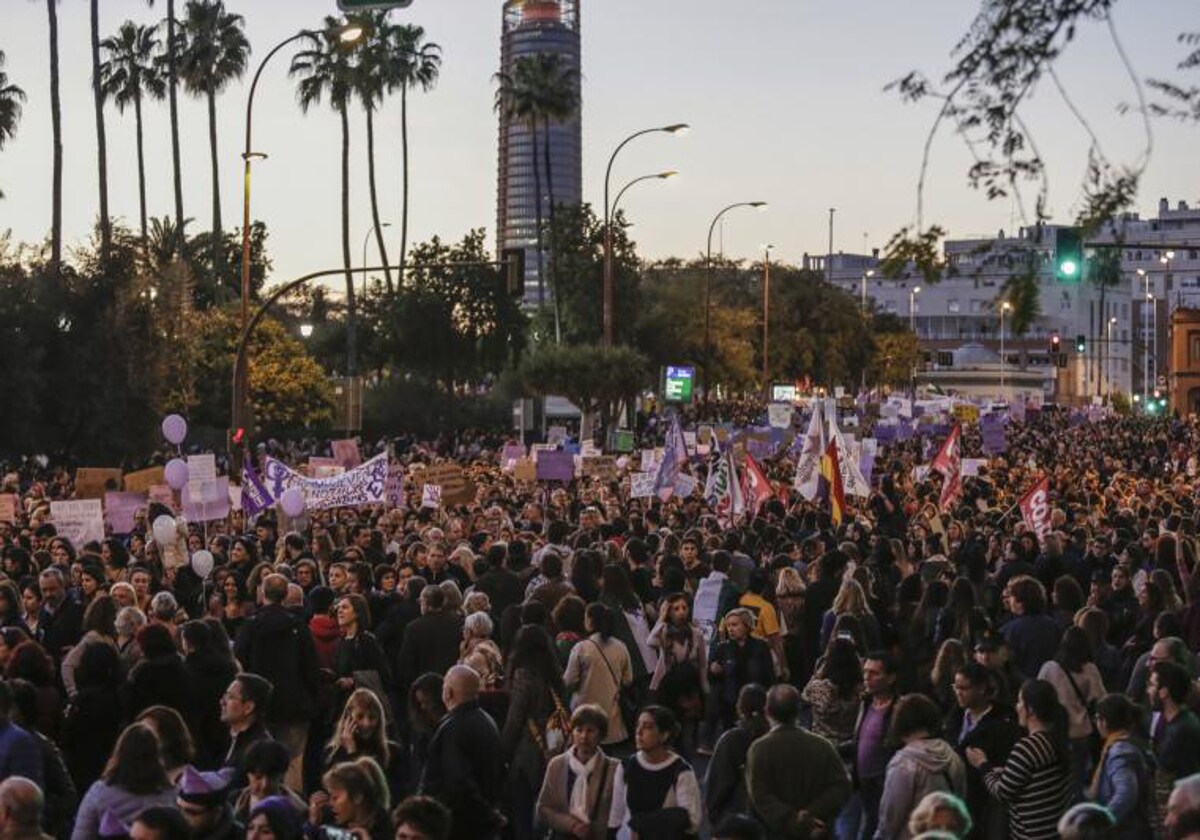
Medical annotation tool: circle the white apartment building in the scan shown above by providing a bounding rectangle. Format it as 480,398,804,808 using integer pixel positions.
803,198,1200,403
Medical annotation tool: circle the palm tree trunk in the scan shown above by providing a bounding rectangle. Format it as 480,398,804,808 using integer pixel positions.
398,84,409,290
365,106,392,293
166,0,183,252
542,116,560,344
90,0,111,261
134,93,147,244
46,0,63,272
530,121,544,306
341,104,356,377
207,88,222,294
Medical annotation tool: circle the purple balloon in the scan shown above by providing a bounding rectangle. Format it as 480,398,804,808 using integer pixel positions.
164,458,189,490
279,487,305,518
161,414,188,445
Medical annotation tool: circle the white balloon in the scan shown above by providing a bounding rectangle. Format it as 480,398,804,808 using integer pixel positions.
164,458,189,491
279,487,306,518
152,514,177,548
190,549,214,579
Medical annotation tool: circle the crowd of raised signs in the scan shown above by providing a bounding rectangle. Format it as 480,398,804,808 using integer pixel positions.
3,396,1200,840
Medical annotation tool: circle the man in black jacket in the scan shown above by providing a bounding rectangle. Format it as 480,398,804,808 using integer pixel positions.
233,574,318,791
419,665,504,840
395,585,464,689
945,661,1021,840
472,545,524,622
36,568,82,662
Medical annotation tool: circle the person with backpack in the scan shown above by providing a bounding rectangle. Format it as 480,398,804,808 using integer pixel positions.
874,693,967,840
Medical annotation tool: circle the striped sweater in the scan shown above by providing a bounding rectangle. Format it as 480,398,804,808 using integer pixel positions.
982,730,1074,840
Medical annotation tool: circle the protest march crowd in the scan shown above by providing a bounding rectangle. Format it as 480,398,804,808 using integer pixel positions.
5,396,1200,840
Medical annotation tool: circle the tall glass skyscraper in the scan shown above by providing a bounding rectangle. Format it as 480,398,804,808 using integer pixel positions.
496,0,582,303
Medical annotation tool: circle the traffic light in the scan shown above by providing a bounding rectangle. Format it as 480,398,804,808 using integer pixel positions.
1050,333,1061,354
502,248,525,298
1075,334,1086,353
1056,227,1083,282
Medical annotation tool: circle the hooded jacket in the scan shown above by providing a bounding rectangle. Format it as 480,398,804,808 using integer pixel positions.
308,614,341,671
875,737,967,840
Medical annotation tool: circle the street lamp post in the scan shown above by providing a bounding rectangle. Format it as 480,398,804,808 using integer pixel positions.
861,269,874,314
234,22,364,470
762,244,773,394
909,286,921,397
1138,268,1150,406
999,300,1011,399
703,201,767,401
1107,315,1117,399
602,123,688,346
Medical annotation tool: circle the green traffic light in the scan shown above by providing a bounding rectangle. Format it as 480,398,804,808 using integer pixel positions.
1060,260,1078,277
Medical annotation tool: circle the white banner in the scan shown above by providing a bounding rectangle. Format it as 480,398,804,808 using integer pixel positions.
262,452,388,511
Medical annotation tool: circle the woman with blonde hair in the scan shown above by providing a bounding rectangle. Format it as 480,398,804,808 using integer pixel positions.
463,590,492,617
460,610,504,687
323,689,403,801
820,578,881,651
308,757,392,840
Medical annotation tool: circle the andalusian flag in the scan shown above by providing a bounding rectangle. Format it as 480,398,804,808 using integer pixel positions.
819,437,846,525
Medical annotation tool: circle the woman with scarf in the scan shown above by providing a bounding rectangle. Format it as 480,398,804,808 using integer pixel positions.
536,704,618,840
647,593,707,755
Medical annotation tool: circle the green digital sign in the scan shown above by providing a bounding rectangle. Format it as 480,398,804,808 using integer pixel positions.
663,366,695,403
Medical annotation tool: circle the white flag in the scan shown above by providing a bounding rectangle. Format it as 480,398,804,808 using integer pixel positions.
793,405,826,500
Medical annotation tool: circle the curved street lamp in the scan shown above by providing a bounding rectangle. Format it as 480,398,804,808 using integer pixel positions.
602,124,688,346
703,201,767,400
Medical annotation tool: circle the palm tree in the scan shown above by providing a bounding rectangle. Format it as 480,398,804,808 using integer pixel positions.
90,0,112,261
177,0,249,289
0,51,24,201
354,12,394,293
36,0,63,271
383,23,440,291
291,18,359,375
494,52,579,342
100,22,166,243
146,0,184,251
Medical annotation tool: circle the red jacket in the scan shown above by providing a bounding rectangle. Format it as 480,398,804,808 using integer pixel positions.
309,614,341,671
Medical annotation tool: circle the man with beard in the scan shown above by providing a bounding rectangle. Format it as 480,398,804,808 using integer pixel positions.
1150,661,1200,828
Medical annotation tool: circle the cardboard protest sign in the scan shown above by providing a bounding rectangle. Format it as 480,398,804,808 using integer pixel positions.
187,454,217,482
0,494,18,523
104,491,146,534
148,485,176,510
513,458,537,483
630,472,656,499
952,403,980,424
580,456,618,482
51,499,104,547
536,451,575,483
331,439,362,470
74,468,122,500
414,463,477,506
124,466,165,493
386,463,405,508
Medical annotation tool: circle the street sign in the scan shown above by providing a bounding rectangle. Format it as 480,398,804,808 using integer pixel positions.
337,0,412,11
663,366,695,404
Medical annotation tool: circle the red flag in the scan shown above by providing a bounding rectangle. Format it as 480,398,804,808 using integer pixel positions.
819,439,846,525
931,424,962,510
740,453,774,516
1019,476,1052,546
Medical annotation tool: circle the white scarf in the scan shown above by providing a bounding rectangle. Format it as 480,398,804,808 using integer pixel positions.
566,748,600,822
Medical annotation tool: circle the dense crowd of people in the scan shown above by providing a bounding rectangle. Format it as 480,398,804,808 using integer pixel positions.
3,402,1200,839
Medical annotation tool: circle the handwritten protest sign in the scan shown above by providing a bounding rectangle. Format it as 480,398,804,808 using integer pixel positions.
74,468,122,500
123,466,165,493
51,499,104,547
104,491,146,534
580,456,618,482
414,463,476,506
630,472,656,499
386,463,405,508
184,477,230,522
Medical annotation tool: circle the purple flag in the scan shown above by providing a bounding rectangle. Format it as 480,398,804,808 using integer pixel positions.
654,414,689,500
241,460,274,517
980,413,1008,455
